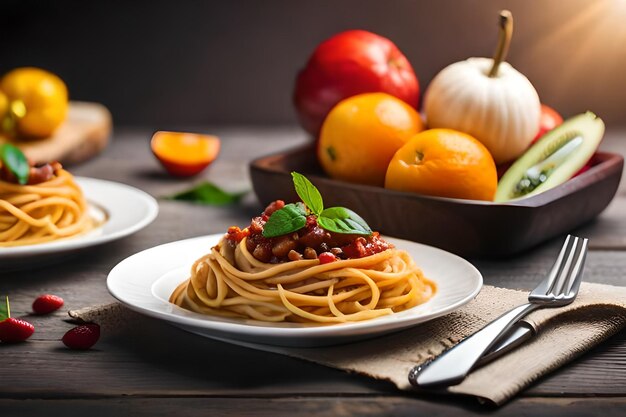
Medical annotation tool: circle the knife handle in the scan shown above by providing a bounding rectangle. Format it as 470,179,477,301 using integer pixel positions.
409,303,537,388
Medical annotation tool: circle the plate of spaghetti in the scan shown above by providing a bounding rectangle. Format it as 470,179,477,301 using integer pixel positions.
107,173,481,346
0,144,158,268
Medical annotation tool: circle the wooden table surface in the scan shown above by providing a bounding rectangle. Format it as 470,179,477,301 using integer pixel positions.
1,127,625,416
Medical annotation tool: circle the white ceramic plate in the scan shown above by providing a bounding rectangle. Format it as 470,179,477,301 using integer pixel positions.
107,234,482,347
0,177,159,268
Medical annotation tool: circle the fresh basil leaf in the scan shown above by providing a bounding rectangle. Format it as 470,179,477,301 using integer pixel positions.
0,143,29,185
167,182,246,206
291,171,323,215
0,296,9,321
262,202,307,238
318,207,372,236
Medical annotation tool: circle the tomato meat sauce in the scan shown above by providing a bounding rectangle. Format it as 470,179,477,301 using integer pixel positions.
225,200,393,263
0,161,62,185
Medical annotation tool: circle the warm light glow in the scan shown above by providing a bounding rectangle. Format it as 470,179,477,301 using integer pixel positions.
613,0,626,15
518,0,626,107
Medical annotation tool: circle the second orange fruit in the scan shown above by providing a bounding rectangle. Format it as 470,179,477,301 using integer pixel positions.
318,92,423,186
385,129,497,201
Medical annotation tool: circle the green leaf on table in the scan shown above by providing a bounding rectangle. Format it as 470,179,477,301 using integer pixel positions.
0,296,10,321
167,182,246,206
0,143,29,185
262,202,307,238
291,171,323,215
318,207,372,236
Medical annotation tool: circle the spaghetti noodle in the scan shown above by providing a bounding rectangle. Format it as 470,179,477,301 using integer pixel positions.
0,166,94,247
170,233,435,324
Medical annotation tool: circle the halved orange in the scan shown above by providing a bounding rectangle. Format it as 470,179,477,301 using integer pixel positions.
151,131,220,177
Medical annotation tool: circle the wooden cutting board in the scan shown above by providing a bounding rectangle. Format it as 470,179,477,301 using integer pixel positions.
0,101,112,165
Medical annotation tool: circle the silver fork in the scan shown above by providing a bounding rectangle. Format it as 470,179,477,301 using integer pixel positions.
409,234,588,389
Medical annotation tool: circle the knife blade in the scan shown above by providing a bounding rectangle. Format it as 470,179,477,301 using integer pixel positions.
477,320,535,366
407,321,535,389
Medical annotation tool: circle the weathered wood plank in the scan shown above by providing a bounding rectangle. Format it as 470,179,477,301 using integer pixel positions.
2,396,626,417
576,196,626,250
0,321,392,398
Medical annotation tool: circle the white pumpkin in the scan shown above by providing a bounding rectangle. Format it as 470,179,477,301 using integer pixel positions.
424,10,541,164
424,58,540,164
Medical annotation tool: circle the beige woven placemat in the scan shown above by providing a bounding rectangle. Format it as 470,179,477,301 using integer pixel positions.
70,282,626,405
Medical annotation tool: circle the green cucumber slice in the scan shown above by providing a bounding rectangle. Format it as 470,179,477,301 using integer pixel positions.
496,112,604,202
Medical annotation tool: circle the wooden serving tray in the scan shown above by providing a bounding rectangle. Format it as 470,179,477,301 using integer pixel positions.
250,145,623,258
0,101,112,165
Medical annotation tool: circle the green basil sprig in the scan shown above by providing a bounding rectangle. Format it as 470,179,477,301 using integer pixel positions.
317,207,372,235
167,182,246,206
0,143,29,185
262,172,372,238
262,202,307,238
292,172,323,215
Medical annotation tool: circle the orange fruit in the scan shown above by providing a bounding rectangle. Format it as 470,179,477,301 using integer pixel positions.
317,92,423,186
151,131,220,177
0,91,8,119
385,129,497,201
0,67,69,138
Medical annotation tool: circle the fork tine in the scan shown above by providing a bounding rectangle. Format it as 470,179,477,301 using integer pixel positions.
534,235,572,296
550,236,580,296
564,238,588,296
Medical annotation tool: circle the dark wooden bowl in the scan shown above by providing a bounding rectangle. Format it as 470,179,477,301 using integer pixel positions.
249,145,623,258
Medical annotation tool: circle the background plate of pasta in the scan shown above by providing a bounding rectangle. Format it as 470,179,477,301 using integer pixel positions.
0,156,158,269
108,232,482,347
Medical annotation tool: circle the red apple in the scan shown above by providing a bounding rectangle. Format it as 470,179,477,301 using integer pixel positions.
294,30,419,136
532,104,563,144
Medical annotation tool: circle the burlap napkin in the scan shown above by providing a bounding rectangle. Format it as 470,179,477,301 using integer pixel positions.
69,282,626,406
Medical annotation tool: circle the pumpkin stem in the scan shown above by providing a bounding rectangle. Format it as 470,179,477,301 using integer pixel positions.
488,10,513,78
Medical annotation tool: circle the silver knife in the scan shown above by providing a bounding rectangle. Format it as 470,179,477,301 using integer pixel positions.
477,320,534,366
407,321,535,388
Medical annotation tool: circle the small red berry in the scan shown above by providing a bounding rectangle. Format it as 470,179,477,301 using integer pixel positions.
32,294,64,315
62,324,100,350
0,317,35,343
318,252,336,264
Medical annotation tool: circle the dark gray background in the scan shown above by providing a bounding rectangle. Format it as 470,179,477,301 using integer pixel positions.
2,0,625,127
